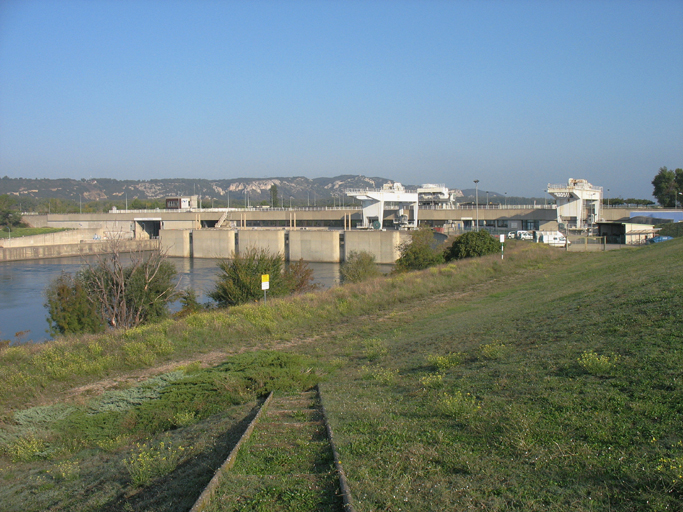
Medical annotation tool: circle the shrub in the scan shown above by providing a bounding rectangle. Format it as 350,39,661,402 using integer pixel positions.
445,230,500,261
578,351,619,376
44,272,105,336
436,391,481,420
124,439,188,486
45,244,179,333
426,352,463,371
394,228,445,272
656,222,683,238
480,342,508,360
340,251,381,284
283,259,320,294
209,249,316,307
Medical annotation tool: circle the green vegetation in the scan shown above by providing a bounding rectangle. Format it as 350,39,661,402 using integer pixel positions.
445,230,501,261
0,227,69,239
207,390,342,511
0,239,681,510
652,166,683,207
339,250,381,283
44,272,106,336
656,222,683,238
394,227,445,272
209,249,316,307
45,243,178,334
0,351,320,511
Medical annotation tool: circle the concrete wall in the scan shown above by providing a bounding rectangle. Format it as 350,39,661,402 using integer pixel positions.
192,229,236,259
0,229,102,248
288,230,340,262
344,230,408,264
160,230,191,258
0,239,157,262
237,230,286,256
22,214,49,228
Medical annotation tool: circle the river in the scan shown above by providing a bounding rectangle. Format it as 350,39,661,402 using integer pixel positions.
0,256,387,343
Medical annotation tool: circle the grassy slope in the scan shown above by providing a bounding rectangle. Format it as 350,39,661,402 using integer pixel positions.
0,239,681,511
0,227,68,239
321,239,683,511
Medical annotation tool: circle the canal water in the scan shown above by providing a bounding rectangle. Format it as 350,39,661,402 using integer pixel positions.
0,256,385,343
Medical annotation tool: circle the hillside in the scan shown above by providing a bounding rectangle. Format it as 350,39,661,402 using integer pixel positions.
0,240,681,511
0,175,425,204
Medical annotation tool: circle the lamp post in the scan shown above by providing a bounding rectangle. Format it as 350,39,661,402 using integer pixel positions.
289,196,293,209
486,191,489,208
505,192,507,207
607,189,610,207
474,180,479,232
79,194,82,214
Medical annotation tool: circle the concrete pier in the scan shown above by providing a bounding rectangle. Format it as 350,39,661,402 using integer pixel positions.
158,228,407,264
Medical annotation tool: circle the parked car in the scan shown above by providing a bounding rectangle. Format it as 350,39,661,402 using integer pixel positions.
516,231,533,240
646,235,674,244
507,231,517,239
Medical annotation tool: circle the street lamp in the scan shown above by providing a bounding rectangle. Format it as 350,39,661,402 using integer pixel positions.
486,191,489,208
505,192,507,207
607,189,610,207
474,180,479,231
289,196,293,209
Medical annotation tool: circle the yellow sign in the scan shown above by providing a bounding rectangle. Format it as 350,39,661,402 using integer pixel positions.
261,274,269,283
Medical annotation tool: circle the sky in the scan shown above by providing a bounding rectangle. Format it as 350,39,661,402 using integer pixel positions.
1,0,682,200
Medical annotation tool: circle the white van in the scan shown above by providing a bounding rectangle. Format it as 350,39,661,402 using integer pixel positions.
538,231,569,247
516,230,533,240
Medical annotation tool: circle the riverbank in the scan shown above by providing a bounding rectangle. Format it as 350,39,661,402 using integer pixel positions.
1,239,681,510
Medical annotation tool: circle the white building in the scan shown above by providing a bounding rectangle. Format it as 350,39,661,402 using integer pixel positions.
547,179,602,230
345,183,419,229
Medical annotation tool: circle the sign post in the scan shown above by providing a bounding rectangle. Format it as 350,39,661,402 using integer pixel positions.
261,274,269,304
500,234,505,260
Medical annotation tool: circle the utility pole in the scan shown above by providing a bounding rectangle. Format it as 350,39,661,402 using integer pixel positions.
474,180,479,231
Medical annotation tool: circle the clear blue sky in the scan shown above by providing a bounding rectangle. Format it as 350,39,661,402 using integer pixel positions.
1,0,681,199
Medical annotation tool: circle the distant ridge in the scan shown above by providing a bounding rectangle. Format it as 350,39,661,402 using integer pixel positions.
0,175,411,203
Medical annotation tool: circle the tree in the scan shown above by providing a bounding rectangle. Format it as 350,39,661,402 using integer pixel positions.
270,184,279,207
81,240,179,328
652,167,682,207
44,272,105,336
340,251,381,284
444,230,500,261
0,194,23,228
394,228,445,273
45,239,179,333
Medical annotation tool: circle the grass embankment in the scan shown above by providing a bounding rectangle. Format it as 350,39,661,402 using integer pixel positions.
206,390,343,511
0,239,681,511
0,227,68,239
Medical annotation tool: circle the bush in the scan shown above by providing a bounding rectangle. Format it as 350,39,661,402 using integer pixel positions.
340,251,381,284
656,222,683,238
394,228,445,272
209,249,316,307
445,230,500,261
45,243,179,333
44,272,105,336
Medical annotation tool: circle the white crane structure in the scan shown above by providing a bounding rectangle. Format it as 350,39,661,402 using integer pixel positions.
345,182,419,229
416,184,459,206
547,179,603,230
